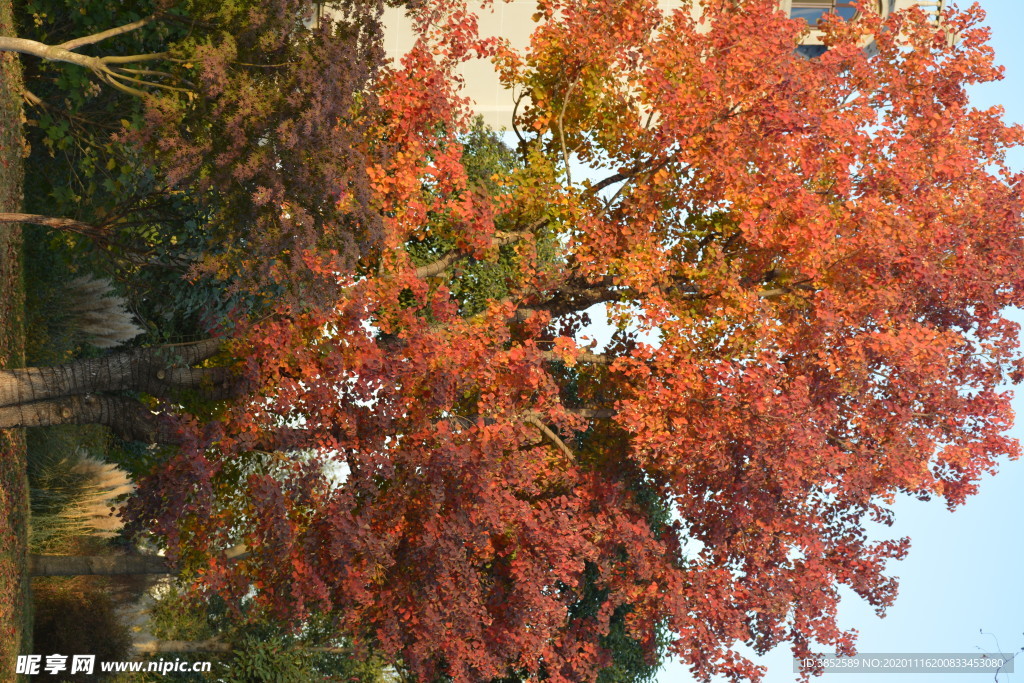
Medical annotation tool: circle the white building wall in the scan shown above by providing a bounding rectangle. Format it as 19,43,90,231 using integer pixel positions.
381,0,945,129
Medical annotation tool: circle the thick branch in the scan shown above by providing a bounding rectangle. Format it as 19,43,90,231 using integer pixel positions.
515,275,795,322
135,638,232,655
514,275,619,322
162,366,241,401
524,414,576,461
415,250,463,279
569,407,616,420
581,153,677,201
414,231,531,279
0,36,101,66
540,350,610,365
0,36,173,97
0,38,165,74
57,15,158,51
0,212,110,239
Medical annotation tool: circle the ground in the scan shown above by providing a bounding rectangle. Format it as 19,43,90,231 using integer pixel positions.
0,0,30,676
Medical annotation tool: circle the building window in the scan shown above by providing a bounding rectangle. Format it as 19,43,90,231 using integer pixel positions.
790,1,861,24
795,44,829,59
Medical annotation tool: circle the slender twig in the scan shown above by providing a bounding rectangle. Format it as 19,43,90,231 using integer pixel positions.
95,71,148,98
557,76,581,188
232,60,296,68
101,52,171,64
22,88,42,107
568,408,615,420
511,88,528,152
108,71,191,94
115,67,178,79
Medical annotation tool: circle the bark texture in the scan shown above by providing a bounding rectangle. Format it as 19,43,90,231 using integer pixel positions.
134,639,354,655
0,339,231,442
29,554,172,576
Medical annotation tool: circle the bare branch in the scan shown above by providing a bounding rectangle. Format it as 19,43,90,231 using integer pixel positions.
514,271,803,323
568,407,616,420
0,212,110,238
115,66,180,79
107,69,192,94
415,250,463,279
511,88,529,158
414,231,531,279
0,36,100,66
523,413,576,461
22,88,42,108
557,76,581,188
136,638,232,655
96,70,149,98
101,52,172,65
57,14,158,51
541,350,611,365
0,37,177,98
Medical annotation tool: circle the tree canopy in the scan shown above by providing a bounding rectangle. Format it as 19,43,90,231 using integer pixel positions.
14,0,1024,681
11,0,386,327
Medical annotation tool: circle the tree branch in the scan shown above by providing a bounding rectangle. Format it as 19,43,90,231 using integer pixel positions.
0,36,176,98
557,76,581,188
21,88,42,108
581,153,677,201
0,212,110,239
568,407,615,420
414,231,531,279
523,413,576,461
101,52,172,64
57,14,158,51
135,638,232,655
514,272,799,322
514,275,620,322
540,350,610,365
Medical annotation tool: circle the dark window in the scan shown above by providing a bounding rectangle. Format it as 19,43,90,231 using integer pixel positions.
791,1,862,24
795,44,829,59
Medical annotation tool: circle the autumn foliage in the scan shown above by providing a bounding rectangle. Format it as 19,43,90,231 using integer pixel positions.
122,0,1024,681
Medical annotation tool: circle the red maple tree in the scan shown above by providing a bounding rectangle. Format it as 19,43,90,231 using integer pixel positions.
122,0,1024,680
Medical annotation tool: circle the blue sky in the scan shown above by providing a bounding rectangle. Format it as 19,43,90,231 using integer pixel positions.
658,1,1024,681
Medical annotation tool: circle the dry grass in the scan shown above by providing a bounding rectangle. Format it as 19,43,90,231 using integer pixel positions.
0,0,29,675
30,452,134,551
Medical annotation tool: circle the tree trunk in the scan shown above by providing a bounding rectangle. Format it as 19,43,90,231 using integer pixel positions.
30,545,247,577
0,394,178,443
29,554,172,576
0,339,222,406
0,339,233,443
134,639,356,655
135,638,232,655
